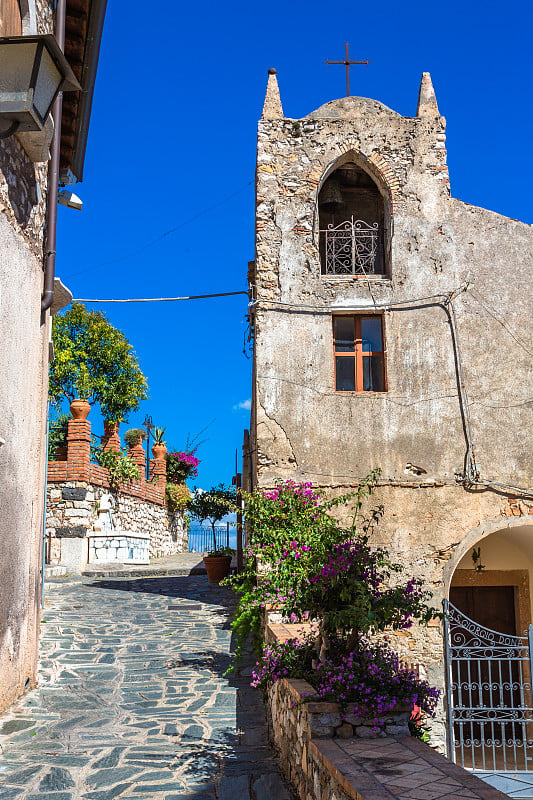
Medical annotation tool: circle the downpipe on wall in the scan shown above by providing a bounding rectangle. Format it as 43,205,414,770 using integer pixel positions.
41,0,66,313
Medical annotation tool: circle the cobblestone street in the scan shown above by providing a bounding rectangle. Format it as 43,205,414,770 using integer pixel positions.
0,576,293,800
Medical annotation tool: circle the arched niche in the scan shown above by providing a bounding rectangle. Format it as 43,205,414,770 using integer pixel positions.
316,151,392,278
444,519,533,633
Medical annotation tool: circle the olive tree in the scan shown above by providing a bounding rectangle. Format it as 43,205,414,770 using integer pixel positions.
188,484,236,554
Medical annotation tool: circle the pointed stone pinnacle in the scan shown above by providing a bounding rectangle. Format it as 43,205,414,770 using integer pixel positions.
261,68,284,119
417,72,440,117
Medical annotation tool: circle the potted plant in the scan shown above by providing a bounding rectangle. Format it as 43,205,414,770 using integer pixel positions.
165,448,200,484
49,303,148,423
69,364,92,420
124,428,146,449
188,485,236,583
152,427,167,460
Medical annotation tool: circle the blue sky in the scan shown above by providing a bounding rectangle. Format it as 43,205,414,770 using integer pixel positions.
55,0,533,489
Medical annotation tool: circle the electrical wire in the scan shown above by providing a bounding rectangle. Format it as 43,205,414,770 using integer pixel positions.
72,281,532,499
250,287,465,313
73,291,249,303
251,283,533,500
63,180,254,279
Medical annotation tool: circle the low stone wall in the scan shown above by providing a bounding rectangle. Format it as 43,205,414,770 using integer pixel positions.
46,481,188,572
46,416,188,572
89,531,150,564
266,676,410,799
264,623,508,800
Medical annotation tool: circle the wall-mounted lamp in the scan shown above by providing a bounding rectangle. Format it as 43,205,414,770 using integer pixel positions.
471,547,485,573
58,189,82,210
0,34,80,138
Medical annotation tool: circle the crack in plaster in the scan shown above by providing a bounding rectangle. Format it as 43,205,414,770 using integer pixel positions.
257,401,297,471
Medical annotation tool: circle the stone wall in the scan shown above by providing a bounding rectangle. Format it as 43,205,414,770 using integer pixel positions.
264,624,508,800
266,677,412,800
0,0,56,714
46,481,188,571
248,72,533,751
46,417,188,572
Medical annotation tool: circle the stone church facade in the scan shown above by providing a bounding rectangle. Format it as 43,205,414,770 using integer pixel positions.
247,69,533,751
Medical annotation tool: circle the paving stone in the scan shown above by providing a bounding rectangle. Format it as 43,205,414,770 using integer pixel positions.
28,794,72,800
86,766,141,788
0,720,35,735
252,772,293,800
0,763,42,784
82,784,133,800
92,747,124,768
217,774,250,800
182,725,205,740
39,767,75,791
0,576,292,799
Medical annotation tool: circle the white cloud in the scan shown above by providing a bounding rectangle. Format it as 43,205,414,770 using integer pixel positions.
233,398,251,411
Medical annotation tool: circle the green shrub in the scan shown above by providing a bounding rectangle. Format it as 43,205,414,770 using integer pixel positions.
124,428,146,447
96,449,140,492
166,482,190,511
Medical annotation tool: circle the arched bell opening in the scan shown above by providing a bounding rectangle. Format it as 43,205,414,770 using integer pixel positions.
318,161,390,277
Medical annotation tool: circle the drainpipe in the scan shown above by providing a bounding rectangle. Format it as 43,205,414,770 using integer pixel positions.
40,402,51,606
41,0,66,312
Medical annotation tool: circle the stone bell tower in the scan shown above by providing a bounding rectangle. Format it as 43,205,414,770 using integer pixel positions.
246,67,533,748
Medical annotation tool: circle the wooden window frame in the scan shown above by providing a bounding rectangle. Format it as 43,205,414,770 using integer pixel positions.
333,314,387,393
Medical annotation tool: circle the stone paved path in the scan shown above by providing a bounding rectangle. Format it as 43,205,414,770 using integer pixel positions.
0,575,293,800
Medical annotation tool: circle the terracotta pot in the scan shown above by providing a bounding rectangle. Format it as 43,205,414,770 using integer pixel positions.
70,399,90,420
152,443,167,460
103,420,120,436
203,555,232,584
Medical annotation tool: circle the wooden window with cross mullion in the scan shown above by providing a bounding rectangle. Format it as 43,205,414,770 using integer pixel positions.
333,315,386,392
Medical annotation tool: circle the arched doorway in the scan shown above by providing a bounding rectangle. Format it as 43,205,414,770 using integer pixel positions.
445,523,533,797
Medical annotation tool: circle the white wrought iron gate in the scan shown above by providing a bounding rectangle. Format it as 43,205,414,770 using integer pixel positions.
444,599,533,797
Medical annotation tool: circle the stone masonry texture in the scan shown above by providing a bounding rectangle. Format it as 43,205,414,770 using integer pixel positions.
0,575,294,800
47,481,188,568
249,75,533,750
0,0,55,714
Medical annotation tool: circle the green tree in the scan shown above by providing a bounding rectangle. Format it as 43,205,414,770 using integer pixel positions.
49,303,148,421
188,484,235,554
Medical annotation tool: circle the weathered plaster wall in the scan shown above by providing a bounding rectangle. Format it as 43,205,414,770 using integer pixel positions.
251,79,533,749
0,0,55,715
253,96,532,490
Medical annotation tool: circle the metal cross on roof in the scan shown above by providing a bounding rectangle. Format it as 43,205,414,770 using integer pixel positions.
325,43,369,97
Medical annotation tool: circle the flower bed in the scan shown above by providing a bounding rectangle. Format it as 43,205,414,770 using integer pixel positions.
263,624,506,800
263,636,412,800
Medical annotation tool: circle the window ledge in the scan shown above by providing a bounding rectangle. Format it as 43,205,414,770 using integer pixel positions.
321,274,391,281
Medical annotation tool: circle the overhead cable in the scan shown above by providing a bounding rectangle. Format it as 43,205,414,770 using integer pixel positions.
73,291,249,303
64,180,254,279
